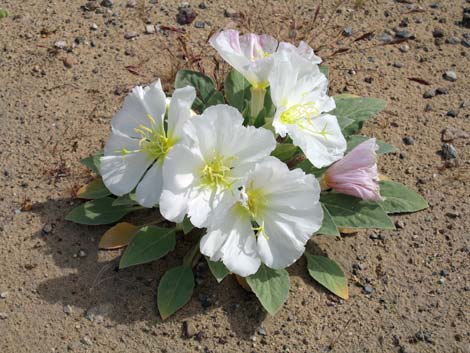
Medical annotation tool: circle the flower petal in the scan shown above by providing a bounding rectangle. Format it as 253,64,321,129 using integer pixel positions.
111,80,166,138
288,114,347,168
100,153,153,196
135,162,163,208
103,131,140,156
167,85,196,139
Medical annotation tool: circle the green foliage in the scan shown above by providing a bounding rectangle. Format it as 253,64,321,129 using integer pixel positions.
331,95,387,136
305,253,348,299
206,257,230,283
77,178,111,199
321,193,395,230
157,265,194,320
112,193,139,206
224,69,251,113
175,70,224,112
271,143,298,162
296,159,327,178
181,216,194,235
0,8,8,18
246,265,290,315
80,151,103,175
65,197,139,225
315,205,340,236
119,226,176,268
346,135,395,154
379,181,428,214
319,65,329,80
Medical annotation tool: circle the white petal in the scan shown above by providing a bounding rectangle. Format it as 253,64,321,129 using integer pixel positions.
111,80,166,138
162,144,204,192
167,85,196,139
103,131,140,156
135,162,163,208
288,114,347,168
100,153,153,196
202,206,260,277
159,189,188,223
187,187,236,228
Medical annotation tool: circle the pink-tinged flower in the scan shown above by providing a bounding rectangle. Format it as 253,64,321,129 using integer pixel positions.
209,29,278,89
323,138,382,201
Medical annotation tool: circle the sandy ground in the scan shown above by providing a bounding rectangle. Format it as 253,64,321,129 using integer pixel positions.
1,0,469,352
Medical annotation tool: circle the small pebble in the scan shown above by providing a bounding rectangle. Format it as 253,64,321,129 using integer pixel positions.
100,0,113,8
198,2,207,9
145,25,155,34
395,30,414,39
90,23,98,31
432,28,445,38
435,87,448,95
0,313,8,320
423,89,435,98
78,249,87,258
81,336,93,346
378,32,393,43
441,127,469,142
126,0,136,7
446,37,460,44
443,71,457,82
447,110,458,117
0,292,8,299
194,21,205,28
399,44,409,52
54,40,67,49
403,136,414,145
440,143,458,160
124,31,138,40
224,8,238,18
363,285,374,294
64,305,73,315
42,223,52,234
176,8,197,25
343,26,353,37
393,62,404,68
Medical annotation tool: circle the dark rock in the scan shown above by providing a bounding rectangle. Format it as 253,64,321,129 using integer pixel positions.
364,77,373,83
403,136,414,145
443,71,457,82
414,330,433,344
462,8,470,28
424,103,433,112
447,110,458,117
198,2,207,9
395,30,415,39
440,269,449,277
100,0,113,7
378,32,393,43
440,143,458,160
176,7,197,25
83,1,99,11
432,28,444,38
435,87,448,95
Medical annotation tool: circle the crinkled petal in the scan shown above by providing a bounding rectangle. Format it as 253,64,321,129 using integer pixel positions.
288,114,346,168
135,162,163,208
167,85,196,139
100,153,153,196
111,80,166,138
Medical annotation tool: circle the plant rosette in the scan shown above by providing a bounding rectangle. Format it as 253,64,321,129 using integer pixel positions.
67,30,428,319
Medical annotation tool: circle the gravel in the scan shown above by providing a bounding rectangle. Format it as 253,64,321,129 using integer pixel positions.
63,305,73,315
124,31,138,40
403,136,414,145
363,284,374,294
423,89,435,98
440,143,458,160
176,7,197,25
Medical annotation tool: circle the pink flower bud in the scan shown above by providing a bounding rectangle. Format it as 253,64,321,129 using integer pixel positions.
324,138,382,201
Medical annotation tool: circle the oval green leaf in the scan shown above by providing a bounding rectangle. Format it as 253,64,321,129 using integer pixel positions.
305,253,348,300
157,265,194,320
224,69,251,113
77,178,111,199
175,70,223,112
119,226,176,269
80,151,103,175
315,205,340,236
379,180,428,214
65,197,137,225
271,143,298,162
246,265,290,315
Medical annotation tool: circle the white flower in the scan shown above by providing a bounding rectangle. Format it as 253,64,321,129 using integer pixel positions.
209,30,321,89
159,104,276,228
269,50,347,168
200,157,323,277
100,80,196,208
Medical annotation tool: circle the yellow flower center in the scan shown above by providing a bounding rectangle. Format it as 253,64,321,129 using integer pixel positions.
279,103,331,139
132,115,176,161
200,155,235,189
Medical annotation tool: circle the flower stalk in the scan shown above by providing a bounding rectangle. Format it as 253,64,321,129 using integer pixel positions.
250,86,266,119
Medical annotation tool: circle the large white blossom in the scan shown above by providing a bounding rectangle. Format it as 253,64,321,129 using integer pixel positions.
100,80,196,208
159,104,276,228
200,157,323,277
269,50,347,168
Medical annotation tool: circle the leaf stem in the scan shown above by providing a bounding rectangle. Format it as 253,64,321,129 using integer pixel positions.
250,86,266,119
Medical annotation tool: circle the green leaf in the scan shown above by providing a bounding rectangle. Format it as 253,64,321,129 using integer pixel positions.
225,69,251,113
175,70,223,112
316,205,340,236
181,216,194,235
206,257,230,283
119,226,176,268
319,65,329,80
246,265,290,315
346,135,395,154
271,143,298,162
296,159,327,178
379,180,428,214
262,88,276,120
80,151,103,175
321,193,395,230
77,178,111,199
112,193,139,206
65,197,138,225
305,253,348,300
0,8,8,18
331,96,387,136
157,265,194,320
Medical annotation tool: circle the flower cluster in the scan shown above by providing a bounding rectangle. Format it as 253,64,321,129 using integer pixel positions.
99,30,381,277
